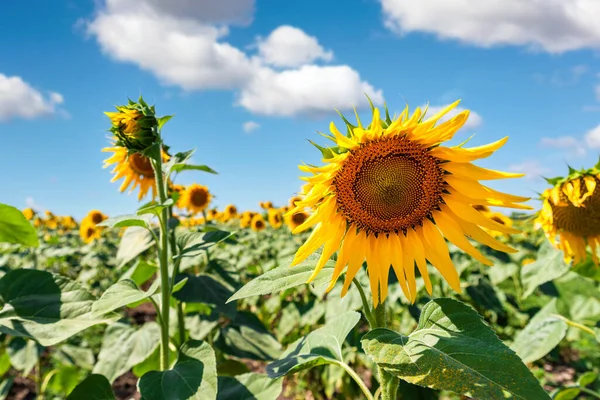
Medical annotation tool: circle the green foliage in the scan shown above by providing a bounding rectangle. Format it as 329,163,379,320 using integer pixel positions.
0,204,39,247
67,374,115,400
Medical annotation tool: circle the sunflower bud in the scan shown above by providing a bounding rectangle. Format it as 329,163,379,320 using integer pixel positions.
104,97,159,151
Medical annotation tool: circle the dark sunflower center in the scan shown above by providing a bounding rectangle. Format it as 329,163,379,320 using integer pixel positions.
227,206,237,214
552,177,600,237
333,136,444,233
86,227,95,237
191,189,208,207
274,214,281,223
90,212,104,224
129,153,155,177
292,212,307,225
255,220,264,228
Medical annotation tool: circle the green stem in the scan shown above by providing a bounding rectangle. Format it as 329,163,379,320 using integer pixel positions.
373,300,399,400
36,357,43,399
331,360,374,400
151,155,171,371
176,302,186,346
167,206,186,347
373,303,386,329
580,387,600,399
353,278,376,329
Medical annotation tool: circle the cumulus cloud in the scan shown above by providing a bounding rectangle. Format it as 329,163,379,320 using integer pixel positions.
509,161,551,181
0,74,65,121
380,0,600,53
256,25,333,67
86,0,381,117
421,104,483,130
540,135,587,157
584,124,600,148
242,121,260,133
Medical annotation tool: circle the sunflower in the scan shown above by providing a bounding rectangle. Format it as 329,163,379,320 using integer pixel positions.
286,211,309,231
240,211,255,228
288,100,529,306
268,209,283,229
251,214,266,232
168,183,186,208
22,208,35,221
535,163,600,265
60,216,78,230
181,184,212,214
80,219,102,243
289,196,303,208
104,99,159,151
103,146,169,200
223,204,238,221
44,212,59,230
85,210,107,226
485,212,513,238
260,201,274,210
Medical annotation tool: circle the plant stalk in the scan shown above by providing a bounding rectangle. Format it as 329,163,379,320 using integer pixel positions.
353,278,376,329
151,155,171,371
332,360,374,400
373,299,399,400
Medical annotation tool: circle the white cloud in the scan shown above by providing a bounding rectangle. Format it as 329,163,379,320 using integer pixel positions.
584,124,600,148
239,65,383,117
25,197,43,211
0,74,65,121
86,1,382,117
509,161,551,181
540,135,587,157
380,0,600,53
422,104,483,130
243,121,260,133
256,25,333,67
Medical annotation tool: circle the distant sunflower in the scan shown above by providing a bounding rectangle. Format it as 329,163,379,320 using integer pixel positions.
44,211,59,230
240,211,255,228
485,212,513,238
80,219,101,243
22,208,35,221
289,196,303,208
60,216,78,230
169,183,186,208
103,146,169,200
288,100,530,305
251,214,266,232
260,201,273,210
86,210,107,225
181,184,212,214
224,204,238,221
286,211,309,231
268,209,283,229
536,163,600,265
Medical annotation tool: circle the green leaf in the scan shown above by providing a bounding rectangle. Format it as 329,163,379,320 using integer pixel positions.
116,227,154,269
215,312,282,361
578,371,597,387
57,345,96,370
162,149,194,176
521,241,570,299
157,115,173,130
228,255,335,303
0,378,13,400
7,337,42,375
361,298,550,400
137,199,174,217
67,374,115,400
266,311,360,378
173,274,235,317
217,373,283,400
92,279,159,316
510,299,567,363
138,340,217,400
553,272,600,323
92,322,161,383
552,388,580,400
171,164,217,174
175,230,235,259
98,214,153,229
119,261,158,287
0,204,39,247
0,269,118,346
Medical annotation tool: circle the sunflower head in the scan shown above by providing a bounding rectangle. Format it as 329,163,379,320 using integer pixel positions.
104,97,160,151
181,184,212,214
223,204,238,220
485,212,513,238
86,210,107,226
268,209,283,229
60,216,78,230
168,183,186,208
289,196,303,208
286,210,309,231
260,201,274,210
251,214,266,232
22,208,35,221
80,219,101,244
240,211,255,228
535,162,600,265
289,100,530,305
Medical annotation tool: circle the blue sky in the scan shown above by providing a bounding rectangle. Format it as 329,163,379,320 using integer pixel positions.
1,0,599,218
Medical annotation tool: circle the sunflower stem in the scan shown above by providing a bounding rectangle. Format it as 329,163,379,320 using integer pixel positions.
331,360,374,400
151,154,171,371
373,300,399,400
167,206,187,348
353,277,376,329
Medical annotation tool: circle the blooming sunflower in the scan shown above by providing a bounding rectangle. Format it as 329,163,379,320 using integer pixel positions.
485,212,513,238
268,209,283,229
240,211,255,228
168,183,186,208
181,184,212,214
251,214,266,232
286,211,309,231
260,201,274,210
103,146,169,200
60,216,78,230
22,208,35,221
535,163,600,265
223,204,238,221
44,211,59,230
288,100,530,305
289,196,303,208
80,219,101,244
85,210,107,226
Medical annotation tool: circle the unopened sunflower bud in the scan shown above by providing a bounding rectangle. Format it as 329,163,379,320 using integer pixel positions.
104,97,159,151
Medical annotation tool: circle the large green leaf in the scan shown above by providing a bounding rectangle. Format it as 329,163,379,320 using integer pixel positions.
0,204,39,247
228,255,335,302
174,274,236,317
98,214,153,229
215,312,282,361
119,261,157,287
553,272,600,323
138,340,217,400
521,242,570,299
92,322,161,383
267,311,360,378
67,374,115,400
217,373,283,400
175,230,235,259
116,227,154,268
92,279,159,316
7,337,42,375
510,299,567,364
361,298,550,399
0,269,118,346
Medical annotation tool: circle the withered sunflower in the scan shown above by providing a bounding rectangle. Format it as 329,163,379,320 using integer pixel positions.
181,184,212,214
251,214,266,232
535,163,600,265
288,100,530,305
103,146,169,200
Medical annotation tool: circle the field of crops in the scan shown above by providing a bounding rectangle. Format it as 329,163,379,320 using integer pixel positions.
1,97,600,400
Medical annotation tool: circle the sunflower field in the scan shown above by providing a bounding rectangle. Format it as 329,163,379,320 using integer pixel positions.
1,97,600,400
